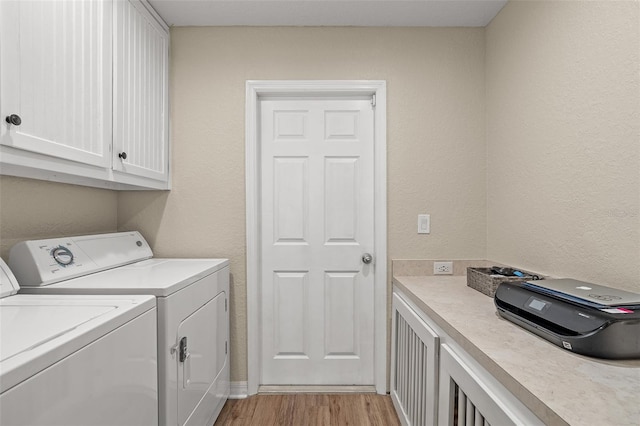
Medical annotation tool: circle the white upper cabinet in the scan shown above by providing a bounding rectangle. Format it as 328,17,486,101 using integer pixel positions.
113,0,169,182
0,0,112,168
0,0,170,190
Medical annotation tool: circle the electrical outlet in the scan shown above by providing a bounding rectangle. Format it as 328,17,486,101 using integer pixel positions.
434,261,453,275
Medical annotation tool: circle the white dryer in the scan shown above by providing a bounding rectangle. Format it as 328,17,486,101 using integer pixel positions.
9,232,230,426
0,258,158,426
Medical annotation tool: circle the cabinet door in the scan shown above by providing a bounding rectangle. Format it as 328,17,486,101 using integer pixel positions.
438,344,543,426
391,293,439,426
0,0,112,167
113,0,169,182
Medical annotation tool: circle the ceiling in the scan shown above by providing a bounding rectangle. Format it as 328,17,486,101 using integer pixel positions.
148,0,508,27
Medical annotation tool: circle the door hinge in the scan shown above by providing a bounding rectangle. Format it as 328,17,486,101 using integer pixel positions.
371,94,376,108
225,341,228,355
225,298,228,312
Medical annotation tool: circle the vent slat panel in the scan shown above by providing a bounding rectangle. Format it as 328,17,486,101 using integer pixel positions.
453,379,492,426
394,313,433,425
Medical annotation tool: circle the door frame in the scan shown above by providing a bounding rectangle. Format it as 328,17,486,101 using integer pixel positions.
245,80,387,395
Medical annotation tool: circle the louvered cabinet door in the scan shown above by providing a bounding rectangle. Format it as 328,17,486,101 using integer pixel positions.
113,0,169,182
438,344,544,426
0,0,112,167
391,293,439,426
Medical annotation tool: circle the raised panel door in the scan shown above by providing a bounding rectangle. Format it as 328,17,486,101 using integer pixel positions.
260,98,375,385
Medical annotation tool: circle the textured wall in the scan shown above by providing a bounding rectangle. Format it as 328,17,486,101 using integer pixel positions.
117,27,487,382
0,176,118,260
6,2,637,386
486,1,640,291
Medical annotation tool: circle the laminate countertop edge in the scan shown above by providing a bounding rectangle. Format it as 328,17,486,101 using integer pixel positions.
392,275,640,426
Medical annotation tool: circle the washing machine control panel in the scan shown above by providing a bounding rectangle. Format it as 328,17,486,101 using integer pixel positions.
51,246,75,266
30,240,96,279
8,232,152,287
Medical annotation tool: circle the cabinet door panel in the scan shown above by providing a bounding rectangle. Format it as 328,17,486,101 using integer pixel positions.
438,344,544,426
391,293,439,426
0,0,112,167
113,0,169,182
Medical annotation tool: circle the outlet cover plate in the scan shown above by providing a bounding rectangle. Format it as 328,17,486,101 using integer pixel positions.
418,214,430,234
434,261,453,275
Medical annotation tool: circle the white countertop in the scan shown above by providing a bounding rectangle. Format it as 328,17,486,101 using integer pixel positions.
393,275,640,426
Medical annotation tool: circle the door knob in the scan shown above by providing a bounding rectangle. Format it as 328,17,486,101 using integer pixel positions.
5,114,21,126
362,253,373,264
118,152,127,160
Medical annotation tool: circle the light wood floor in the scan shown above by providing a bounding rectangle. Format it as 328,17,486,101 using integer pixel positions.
214,393,401,426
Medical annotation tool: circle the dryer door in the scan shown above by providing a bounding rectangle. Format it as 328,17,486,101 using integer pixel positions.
176,291,227,426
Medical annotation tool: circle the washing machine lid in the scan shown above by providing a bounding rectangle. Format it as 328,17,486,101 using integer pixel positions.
20,259,229,297
1,304,116,362
0,294,155,394
0,258,20,298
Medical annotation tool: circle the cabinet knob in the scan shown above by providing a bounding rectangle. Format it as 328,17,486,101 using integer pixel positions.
5,114,21,126
118,152,127,160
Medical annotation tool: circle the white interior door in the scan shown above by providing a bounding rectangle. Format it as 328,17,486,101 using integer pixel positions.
260,97,375,385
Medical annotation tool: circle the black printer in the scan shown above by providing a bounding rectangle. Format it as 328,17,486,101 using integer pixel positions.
494,279,640,359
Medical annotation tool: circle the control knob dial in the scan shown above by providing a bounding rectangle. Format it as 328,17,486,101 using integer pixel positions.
51,246,74,266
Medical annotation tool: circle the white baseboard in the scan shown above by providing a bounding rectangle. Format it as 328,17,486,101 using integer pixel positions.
230,381,248,399
230,382,380,398
258,385,377,394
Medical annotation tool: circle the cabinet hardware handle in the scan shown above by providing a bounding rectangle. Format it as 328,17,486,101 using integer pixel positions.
118,152,127,160
5,114,21,126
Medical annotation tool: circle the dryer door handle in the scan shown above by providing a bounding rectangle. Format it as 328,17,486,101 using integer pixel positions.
179,336,190,362
178,336,192,388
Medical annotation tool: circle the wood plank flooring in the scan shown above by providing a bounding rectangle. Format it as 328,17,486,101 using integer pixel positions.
214,394,401,426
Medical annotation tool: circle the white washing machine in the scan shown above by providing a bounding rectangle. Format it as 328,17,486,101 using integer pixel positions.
0,258,158,426
9,231,230,426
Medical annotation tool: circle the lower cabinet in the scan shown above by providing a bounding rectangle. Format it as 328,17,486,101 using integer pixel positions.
438,344,543,426
391,293,439,425
391,290,543,426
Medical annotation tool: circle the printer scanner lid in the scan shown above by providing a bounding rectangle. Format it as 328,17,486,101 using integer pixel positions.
523,279,640,306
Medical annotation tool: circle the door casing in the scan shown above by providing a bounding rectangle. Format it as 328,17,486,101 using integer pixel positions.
245,80,387,395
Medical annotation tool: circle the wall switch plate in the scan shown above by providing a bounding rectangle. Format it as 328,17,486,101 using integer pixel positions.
418,214,430,234
434,261,453,275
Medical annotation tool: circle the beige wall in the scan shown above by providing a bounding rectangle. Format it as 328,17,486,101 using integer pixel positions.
0,176,118,260
118,27,488,382
6,1,635,386
486,1,640,292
